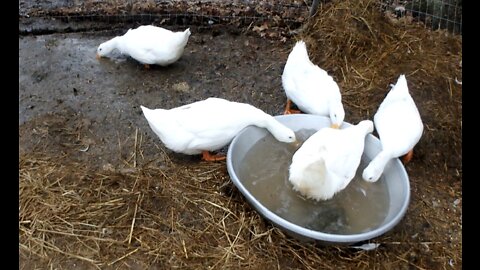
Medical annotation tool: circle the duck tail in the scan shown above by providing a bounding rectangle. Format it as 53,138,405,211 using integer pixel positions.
140,105,172,132
140,105,150,113
393,74,408,91
140,105,154,121
288,40,310,63
357,120,374,134
183,28,191,38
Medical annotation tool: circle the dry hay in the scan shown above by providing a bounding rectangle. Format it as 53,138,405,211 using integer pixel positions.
19,150,446,270
19,151,337,269
299,0,462,175
20,0,462,269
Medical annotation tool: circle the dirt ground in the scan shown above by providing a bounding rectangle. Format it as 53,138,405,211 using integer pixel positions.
19,0,462,269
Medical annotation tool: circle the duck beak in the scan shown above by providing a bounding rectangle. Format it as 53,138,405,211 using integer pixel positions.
330,123,340,129
96,53,101,60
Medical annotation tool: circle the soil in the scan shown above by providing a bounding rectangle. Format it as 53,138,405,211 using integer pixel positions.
19,0,462,269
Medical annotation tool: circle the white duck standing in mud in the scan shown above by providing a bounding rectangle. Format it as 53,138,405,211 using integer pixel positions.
140,97,297,161
282,40,345,128
288,120,374,201
96,25,191,68
362,74,424,183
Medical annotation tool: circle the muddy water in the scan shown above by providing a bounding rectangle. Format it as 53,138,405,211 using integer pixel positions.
238,129,390,235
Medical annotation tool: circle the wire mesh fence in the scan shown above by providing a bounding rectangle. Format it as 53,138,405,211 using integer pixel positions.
380,0,462,34
19,0,462,35
19,0,310,34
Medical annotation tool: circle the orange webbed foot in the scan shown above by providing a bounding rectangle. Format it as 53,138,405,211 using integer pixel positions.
283,99,302,115
402,149,414,164
202,151,226,162
284,109,302,115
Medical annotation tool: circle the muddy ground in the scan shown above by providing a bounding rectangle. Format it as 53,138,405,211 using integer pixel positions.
19,0,462,269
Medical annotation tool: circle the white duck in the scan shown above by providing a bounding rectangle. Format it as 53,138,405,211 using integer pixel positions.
96,25,191,68
288,120,374,201
282,40,345,128
141,97,297,161
362,74,424,183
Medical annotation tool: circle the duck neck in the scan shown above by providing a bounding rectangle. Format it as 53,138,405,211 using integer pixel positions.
102,37,122,55
260,117,289,141
368,150,393,176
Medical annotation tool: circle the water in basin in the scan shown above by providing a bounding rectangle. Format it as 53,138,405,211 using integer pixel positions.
237,128,390,234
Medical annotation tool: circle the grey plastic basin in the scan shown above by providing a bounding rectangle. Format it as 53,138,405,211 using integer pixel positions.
226,114,410,245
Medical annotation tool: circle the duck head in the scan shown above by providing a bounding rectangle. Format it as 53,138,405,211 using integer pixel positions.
271,123,297,144
96,37,120,59
329,101,345,129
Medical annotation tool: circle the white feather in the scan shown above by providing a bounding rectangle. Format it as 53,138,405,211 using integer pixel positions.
282,40,345,127
362,74,424,182
141,98,297,156
289,120,374,201
97,25,191,66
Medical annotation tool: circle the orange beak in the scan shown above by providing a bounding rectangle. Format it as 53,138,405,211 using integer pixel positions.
330,123,340,129
96,53,101,60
